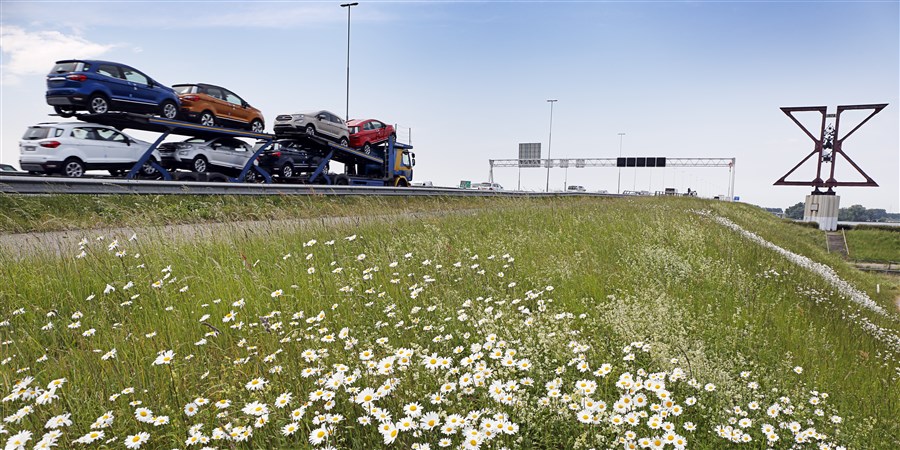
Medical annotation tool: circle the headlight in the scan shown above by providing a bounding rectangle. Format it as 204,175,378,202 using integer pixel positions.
178,150,189,155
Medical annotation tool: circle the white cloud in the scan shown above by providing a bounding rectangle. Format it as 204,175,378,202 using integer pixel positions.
0,26,114,85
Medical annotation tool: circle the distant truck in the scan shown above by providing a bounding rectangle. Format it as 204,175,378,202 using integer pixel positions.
566,185,586,192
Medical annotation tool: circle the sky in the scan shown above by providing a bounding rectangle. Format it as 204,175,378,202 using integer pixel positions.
1,0,898,211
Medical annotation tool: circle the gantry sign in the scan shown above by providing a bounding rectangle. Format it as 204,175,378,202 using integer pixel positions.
775,104,887,192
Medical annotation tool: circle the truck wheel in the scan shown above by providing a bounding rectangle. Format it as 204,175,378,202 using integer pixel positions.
396,178,409,187
334,175,350,185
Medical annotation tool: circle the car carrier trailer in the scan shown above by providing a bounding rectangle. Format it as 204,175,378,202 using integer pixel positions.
71,112,415,186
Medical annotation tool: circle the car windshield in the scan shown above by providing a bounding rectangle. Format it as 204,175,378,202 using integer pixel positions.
0,164,16,172
173,85,196,94
22,127,52,140
50,62,83,73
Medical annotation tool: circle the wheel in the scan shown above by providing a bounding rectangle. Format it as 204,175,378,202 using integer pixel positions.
54,106,76,117
206,173,228,182
334,175,350,185
62,158,85,178
250,119,264,133
362,143,372,155
28,171,41,175
199,111,216,127
160,101,178,120
396,178,409,187
192,156,208,173
87,94,109,114
280,163,294,179
141,160,159,177
339,137,349,148
305,124,315,136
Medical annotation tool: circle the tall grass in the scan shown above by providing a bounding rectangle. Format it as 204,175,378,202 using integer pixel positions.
0,197,897,449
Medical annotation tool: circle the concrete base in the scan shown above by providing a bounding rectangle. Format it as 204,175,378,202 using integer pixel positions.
803,194,840,231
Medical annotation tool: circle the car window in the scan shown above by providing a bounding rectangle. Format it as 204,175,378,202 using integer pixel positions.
402,153,411,167
372,121,383,129
174,85,196,94
71,128,92,140
363,122,374,131
224,91,242,106
97,65,121,79
22,127,51,140
95,129,127,142
51,62,84,73
121,68,148,85
204,87,224,100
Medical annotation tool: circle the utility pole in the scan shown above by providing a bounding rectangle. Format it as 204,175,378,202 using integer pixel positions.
340,2,358,122
617,132,625,194
546,99,557,192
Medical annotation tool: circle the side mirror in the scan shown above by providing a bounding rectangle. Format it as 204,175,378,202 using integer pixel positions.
317,114,326,120
147,80,154,88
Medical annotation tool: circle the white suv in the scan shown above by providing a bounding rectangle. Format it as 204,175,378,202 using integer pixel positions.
19,122,161,177
158,137,254,175
273,110,350,147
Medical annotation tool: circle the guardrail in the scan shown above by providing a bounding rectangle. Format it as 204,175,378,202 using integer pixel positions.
0,175,619,197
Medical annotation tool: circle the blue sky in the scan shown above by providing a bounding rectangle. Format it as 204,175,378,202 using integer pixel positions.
1,1,897,210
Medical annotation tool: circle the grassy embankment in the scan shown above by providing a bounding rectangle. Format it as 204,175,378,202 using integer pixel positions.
844,228,900,263
1,196,898,449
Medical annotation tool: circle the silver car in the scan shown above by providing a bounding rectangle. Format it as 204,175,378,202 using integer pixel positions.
273,110,350,147
159,137,255,174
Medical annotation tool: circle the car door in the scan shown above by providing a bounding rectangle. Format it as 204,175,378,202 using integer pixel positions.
69,127,108,164
119,66,156,111
201,86,232,123
222,89,248,127
94,128,138,166
95,64,132,107
218,138,251,169
329,113,344,139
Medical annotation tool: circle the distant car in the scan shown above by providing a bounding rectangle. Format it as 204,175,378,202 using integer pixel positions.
347,119,396,154
473,182,503,191
158,137,254,175
19,122,161,178
254,139,328,179
173,83,265,133
273,110,350,147
0,164,18,172
45,60,179,119
566,185,586,192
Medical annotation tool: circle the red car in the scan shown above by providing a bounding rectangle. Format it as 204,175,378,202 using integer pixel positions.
347,119,396,154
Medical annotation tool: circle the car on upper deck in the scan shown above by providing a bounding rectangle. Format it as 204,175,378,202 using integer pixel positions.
347,119,396,154
172,83,265,133
45,60,179,120
273,110,350,147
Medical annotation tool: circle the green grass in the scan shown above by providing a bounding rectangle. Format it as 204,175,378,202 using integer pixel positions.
1,196,898,449
845,228,900,262
0,194,503,234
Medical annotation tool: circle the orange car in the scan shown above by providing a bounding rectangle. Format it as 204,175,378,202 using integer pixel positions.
173,83,265,133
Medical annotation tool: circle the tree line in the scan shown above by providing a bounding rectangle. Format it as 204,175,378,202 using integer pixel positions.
782,203,900,222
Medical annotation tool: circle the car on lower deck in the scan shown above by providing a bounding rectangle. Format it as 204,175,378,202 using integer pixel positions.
173,83,265,132
273,110,350,147
347,119,396,154
19,122,161,178
158,137,255,175
45,60,180,119
254,139,328,180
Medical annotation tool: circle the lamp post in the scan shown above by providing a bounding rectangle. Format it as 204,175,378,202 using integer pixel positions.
545,99,557,192
616,132,625,194
340,2,358,123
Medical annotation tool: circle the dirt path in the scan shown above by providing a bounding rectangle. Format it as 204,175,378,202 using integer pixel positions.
0,209,481,260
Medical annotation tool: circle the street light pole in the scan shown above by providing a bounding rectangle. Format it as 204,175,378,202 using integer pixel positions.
545,99,557,192
617,132,625,194
341,2,358,123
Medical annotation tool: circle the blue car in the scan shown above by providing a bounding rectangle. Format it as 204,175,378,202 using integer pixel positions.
45,60,180,119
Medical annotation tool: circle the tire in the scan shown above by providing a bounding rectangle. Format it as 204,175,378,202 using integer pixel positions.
54,106,76,117
62,158,85,178
87,94,109,115
140,159,160,178
280,163,294,179
339,137,349,148
160,101,178,120
192,156,208,173
250,119,264,133
396,177,409,187
199,111,216,127
334,175,350,186
206,173,228,182
362,143,372,155
305,125,316,136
